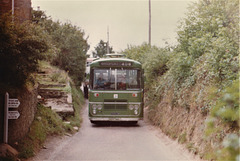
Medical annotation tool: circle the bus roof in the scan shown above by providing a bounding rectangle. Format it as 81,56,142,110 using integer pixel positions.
86,57,97,62
105,53,125,58
90,57,142,68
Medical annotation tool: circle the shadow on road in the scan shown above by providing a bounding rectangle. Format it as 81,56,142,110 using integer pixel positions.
91,121,140,128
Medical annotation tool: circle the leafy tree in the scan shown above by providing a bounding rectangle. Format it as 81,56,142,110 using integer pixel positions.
0,14,48,86
32,10,90,85
92,40,114,58
32,9,47,24
52,22,89,85
121,43,152,64
121,43,170,84
176,0,239,85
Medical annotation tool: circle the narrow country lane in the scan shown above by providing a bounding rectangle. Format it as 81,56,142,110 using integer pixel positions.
29,100,200,161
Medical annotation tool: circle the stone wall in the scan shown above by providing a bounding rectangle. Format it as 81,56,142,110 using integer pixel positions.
0,0,32,22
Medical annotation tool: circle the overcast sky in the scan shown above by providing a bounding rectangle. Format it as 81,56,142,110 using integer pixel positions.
31,0,197,55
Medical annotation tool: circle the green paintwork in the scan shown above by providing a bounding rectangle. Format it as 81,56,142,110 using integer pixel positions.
88,57,144,121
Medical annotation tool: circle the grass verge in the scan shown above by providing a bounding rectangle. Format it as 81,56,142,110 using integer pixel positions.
64,81,85,129
17,104,66,158
17,83,84,159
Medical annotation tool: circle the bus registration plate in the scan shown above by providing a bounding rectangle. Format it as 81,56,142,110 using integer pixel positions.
111,112,120,115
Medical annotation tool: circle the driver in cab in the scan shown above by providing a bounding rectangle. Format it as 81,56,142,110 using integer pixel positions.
95,73,106,89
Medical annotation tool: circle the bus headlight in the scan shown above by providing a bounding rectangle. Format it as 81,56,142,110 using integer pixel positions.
91,104,102,114
134,105,139,110
97,104,102,110
92,104,97,110
134,109,138,115
129,105,134,110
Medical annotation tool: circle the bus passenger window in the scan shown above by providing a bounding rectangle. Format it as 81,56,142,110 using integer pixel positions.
108,75,115,90
92,68,140,90
117,74,126,90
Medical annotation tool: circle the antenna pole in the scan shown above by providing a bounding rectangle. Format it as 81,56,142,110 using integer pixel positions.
107,26,110,54
12,0,14,22
149,0,151,46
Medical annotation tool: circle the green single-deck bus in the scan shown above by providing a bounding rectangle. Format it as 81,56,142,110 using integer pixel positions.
88,54,144,124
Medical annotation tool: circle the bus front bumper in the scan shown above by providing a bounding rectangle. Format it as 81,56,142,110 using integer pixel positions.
89,117,142,122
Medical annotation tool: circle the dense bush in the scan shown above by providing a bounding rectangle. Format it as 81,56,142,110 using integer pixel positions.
121,43,170,83
176,0,239,87
155,0,239,104
121,43,153,64
206,79,239,160
0,14,48,86
142,48,170,83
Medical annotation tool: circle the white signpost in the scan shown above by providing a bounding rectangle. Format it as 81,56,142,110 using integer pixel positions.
3,92,21,143
8,99,20,108
8,111,20,120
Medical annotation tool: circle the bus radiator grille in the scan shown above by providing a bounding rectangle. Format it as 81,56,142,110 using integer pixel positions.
104,99,128,110
104,104,127,110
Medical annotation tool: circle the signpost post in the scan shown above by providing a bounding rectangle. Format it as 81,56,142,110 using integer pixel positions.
3,92,21,144
3,93,9,144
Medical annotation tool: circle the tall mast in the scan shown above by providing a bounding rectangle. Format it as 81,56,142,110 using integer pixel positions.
12,0,14,22
149,0,151,46
107,26,110,54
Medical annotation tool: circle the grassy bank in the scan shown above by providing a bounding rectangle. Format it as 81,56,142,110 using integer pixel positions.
16,62,85,159
17,87,84,159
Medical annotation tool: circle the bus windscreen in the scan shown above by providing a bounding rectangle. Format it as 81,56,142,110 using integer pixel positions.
92,68,141,90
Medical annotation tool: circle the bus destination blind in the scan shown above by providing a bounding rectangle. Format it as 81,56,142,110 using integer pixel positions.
100,62,132,67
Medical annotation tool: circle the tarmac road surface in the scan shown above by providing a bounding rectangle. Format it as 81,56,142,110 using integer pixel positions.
29,100,199,161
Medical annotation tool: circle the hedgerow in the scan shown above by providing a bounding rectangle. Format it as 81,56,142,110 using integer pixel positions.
122,0,239,160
